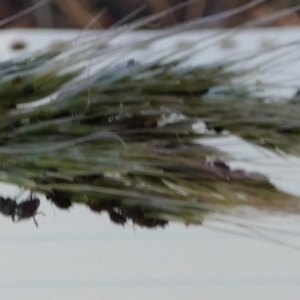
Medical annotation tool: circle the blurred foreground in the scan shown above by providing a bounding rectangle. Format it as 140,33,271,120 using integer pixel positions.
1,0,300,29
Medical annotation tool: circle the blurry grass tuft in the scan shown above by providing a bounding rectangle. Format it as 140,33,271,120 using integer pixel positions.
0,0,300,228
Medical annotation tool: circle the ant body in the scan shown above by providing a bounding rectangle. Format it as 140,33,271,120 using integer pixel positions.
107,208,127,226
87,201,108,213
15,193,43,227
0,197,17,221
87,202,168,229
124,207,168,228
133,217,168,228
46,191,72,210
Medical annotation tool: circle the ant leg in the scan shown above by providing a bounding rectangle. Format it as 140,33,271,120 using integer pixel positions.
33,216,38,228
32,212,45,228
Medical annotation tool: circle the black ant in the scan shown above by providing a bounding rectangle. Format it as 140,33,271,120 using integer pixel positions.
107,208,127,226
124,207,168,229
87,201,109,213
133,217,168,228
123,207,144,220
0,192,44,227
87,202,126,226
14,192,44,227
46,191,72,210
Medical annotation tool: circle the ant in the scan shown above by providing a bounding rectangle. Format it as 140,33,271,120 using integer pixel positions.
14,192,44,227
107,208,127,226
0,191,44,227
87,201,109,214
87,201,127,226
46,191,72,210
124,207,168,229
133,217,168,228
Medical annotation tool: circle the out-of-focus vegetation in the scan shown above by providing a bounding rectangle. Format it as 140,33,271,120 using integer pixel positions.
1,0,300,29
0,0,299,229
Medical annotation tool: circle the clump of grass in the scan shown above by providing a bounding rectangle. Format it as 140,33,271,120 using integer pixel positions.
0,0,300,227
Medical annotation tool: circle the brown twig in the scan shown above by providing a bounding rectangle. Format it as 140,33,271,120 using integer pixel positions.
185,0,206,20
52,0,109,28
145,0,177,26
31,0,53,27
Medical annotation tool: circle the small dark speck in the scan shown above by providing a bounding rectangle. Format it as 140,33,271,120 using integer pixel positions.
127,59,139,66
10,40,27,51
